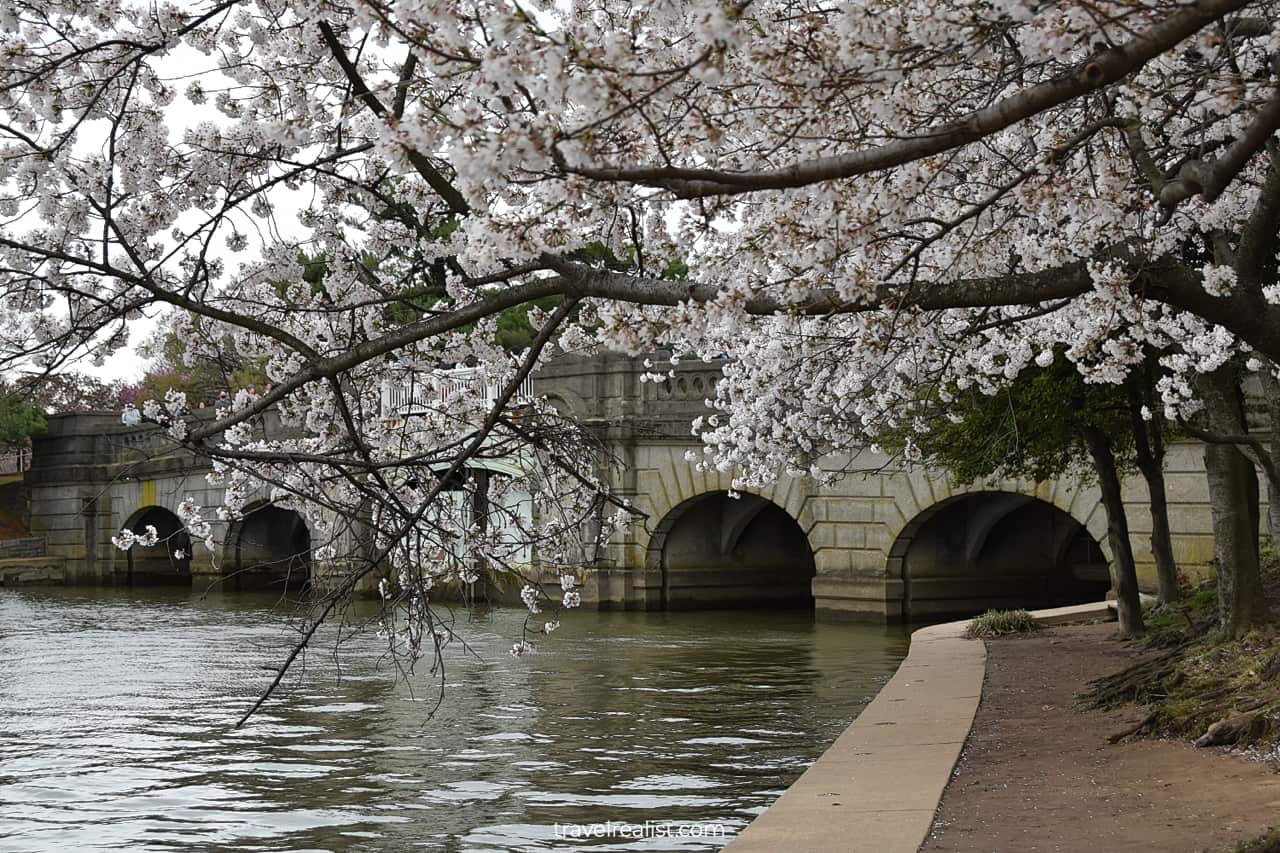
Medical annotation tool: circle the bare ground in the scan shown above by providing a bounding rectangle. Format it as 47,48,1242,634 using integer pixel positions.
922,622,1280,853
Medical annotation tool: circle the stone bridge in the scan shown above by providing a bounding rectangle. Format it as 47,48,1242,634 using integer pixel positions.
20,411,315,594
16,354,1233,621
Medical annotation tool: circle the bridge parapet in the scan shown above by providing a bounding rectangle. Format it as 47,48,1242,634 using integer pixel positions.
532,352,720,439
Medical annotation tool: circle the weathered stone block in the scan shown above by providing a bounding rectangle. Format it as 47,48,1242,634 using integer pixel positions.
813,548,850,574
834,524,866,550
1160,472,1213,503
819,499,879,524
1160,504,1216,536
850,548,889,572
807,522,837,550
812,574,904,623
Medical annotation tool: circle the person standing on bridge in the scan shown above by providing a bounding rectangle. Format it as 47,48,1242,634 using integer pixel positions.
120,403,141,427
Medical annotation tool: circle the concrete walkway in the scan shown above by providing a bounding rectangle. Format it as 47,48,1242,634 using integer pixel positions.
724,602,1116,853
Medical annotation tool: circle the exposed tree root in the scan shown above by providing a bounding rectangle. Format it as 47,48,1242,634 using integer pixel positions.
1078,575,1280,749
1081,640,1193,711
1107,710,1158,744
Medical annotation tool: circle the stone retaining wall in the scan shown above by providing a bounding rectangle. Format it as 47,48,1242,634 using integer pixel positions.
0,537,44,559
0,556,65,586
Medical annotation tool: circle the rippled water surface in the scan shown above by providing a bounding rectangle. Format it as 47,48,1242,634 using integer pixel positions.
0,588,908,852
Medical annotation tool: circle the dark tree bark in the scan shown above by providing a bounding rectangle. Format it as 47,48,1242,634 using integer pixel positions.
1203,441,1266,638
1082,425,1145,636
1258,366,1280,555
469,468,491,603
1196,366,1269,638
1269,468,1280,557
1128,381,1180,603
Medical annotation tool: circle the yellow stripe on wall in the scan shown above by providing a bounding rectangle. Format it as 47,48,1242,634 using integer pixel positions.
142,479,156,507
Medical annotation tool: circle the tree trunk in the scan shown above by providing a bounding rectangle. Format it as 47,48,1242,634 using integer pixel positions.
1203,441,1266,637
1270,477,1280,559
1082,425,1145,636
469,468,491,604
1128,383,1180,602
1197,366,1269,638
1259,366,1280,554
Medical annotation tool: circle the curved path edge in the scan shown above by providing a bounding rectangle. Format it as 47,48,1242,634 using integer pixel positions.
724,601,1117,853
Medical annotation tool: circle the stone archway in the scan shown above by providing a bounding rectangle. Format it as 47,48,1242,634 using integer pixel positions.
221,502,311,591
646,490,815,609
887,491,1110,620
540,390,584,419
121,505,192,584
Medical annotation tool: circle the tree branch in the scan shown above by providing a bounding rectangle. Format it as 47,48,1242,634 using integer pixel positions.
235,296,578,725
317,20,470,214
563,0,1252,199
1159,83,1280,208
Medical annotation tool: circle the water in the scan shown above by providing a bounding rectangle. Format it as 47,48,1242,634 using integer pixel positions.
0,588,908,852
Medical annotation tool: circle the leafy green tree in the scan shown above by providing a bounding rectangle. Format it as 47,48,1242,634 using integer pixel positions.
0,394,46,447
913,358,1129,484
494,298,565,352
901,355,1156,634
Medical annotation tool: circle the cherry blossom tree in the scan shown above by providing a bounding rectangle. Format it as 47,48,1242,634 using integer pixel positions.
5,0,1280,706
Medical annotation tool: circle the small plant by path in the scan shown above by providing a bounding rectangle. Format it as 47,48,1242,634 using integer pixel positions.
965,608,1037,639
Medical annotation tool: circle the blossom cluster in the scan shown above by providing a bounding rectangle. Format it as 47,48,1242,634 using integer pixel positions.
110,524,159,551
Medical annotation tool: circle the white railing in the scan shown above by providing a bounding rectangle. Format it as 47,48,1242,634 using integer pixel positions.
0,448,30,475
381,366,535,418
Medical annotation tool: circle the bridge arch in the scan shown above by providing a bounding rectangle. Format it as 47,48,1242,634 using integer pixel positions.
120,505,192,584
886,489,1112,620
541,388,587,419
221,501,311,591
645,490,815,609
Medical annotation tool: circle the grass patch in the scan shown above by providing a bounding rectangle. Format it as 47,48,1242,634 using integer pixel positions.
965,608,1037,639
1150,626,1278,743
1141,584,1218,648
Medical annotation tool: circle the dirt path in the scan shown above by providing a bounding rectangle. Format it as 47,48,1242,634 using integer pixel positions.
923,622,1280,853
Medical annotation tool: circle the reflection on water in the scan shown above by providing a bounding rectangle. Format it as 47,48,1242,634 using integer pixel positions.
0,587,908,852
